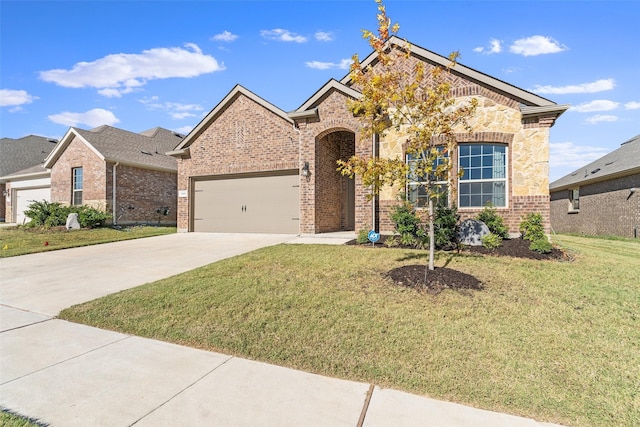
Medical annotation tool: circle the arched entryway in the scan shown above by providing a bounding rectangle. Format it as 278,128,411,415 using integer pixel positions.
315,130,356,232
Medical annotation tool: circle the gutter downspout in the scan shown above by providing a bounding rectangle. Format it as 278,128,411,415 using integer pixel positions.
112,162,119,225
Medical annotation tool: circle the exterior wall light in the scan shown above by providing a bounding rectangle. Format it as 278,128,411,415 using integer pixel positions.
301,161,311,179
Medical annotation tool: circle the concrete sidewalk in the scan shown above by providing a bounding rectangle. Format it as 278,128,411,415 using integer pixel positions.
0,233,563,426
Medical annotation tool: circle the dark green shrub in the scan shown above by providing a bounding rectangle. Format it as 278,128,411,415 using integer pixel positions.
76,205,111,228
22,200,67,227
22,200,111,229
529,238,553,254
520,213,546,241
434,205,459,250
481,232,502,249
476,203,509,238
390,201,428,249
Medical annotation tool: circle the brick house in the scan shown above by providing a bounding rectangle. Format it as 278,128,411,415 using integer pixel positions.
44,125,183,226
550,134,640,238
169,37,568,234
0,135,58,224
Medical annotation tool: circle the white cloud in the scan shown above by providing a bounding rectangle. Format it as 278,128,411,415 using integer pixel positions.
624,101,640,110
260,29,307,43
585,114,618,124
550,141,609,170
473,38,502,55
48,108,120,127
305,59,351,70
39,43,224,97
139,97,204,120
509,35,567,56
315,31,334,42
174,125,193,135
570,100,619,113
211,30,238,42
531,78,615,95
0,89,39,107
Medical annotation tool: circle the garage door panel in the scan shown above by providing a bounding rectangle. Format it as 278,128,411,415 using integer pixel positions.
193,173,299,233
15,187,51,224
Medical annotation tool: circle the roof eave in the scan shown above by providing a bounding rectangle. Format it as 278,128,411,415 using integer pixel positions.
166,148,190,158
550,166,640,191
0,169,50,183
521,104,571,120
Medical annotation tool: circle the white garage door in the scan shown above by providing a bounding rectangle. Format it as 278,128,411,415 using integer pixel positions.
15,187,50,224
193,172,300,233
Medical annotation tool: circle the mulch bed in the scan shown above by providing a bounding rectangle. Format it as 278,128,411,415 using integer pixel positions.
349,237,569,295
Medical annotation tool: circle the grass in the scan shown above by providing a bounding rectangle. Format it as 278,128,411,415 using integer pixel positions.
59,235,639,427
0,409,45,427
0,226,176,258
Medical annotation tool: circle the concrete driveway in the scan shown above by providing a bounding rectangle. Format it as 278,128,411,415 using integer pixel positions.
0,232,294,316
0,232,563,426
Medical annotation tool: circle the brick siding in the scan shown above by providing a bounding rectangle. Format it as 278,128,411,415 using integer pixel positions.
550,174,640,238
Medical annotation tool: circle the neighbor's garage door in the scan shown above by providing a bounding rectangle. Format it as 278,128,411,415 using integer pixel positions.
193,172,299,233
15,187,50,224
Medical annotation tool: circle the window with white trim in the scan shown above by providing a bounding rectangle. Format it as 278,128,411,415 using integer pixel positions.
458,144,506,207
569,188,579,211
406,149,448,207
72,167,83,206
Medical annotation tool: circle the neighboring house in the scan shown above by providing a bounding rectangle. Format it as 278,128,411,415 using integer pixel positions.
169,36,568,234
43,125,183,226
550,134,640,238
0,135,58,223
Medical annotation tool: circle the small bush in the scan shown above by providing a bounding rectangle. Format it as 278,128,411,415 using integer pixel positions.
476,203,509,238
529,238,553,254
384,235,399,247
434,205,459,250
357,229,370,244
22,200,111,229
481,232,502,249
520,213,546,241
390,201,428,249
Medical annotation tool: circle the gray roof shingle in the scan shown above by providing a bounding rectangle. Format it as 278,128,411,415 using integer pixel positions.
0,135,58,176
550,134,640,190
46,126,183,172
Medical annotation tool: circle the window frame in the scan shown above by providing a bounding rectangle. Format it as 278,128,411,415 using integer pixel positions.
457,143,508,209
72,167,83,206
405,148,449,208
569,187,580,212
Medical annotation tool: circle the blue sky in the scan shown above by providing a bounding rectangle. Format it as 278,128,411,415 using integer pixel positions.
1,0,639,182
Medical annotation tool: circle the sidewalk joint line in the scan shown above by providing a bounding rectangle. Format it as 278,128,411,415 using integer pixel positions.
357,383,375,427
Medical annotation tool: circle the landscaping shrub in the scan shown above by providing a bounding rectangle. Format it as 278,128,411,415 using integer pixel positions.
476,203,509,238
434,205,459,250
390,201,428,249
529,237,553,254
357,229,370,244
384,235,399,247
481,232,502,249
22,200,111,229
519,213,546,241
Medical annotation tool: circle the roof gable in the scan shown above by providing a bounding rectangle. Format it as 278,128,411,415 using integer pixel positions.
44,125,181,172
174,85,293,151
550,133,640,190
340,35,557,108
293,79,362,114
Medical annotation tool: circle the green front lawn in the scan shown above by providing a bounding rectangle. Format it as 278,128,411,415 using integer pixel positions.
0,226,176,257
60,235,640,427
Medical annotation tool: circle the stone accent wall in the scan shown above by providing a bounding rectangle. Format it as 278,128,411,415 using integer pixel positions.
550,174,640,238
50,136,107,209
176,93,299,231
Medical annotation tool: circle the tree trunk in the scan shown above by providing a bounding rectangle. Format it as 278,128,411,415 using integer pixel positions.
428,197,435,270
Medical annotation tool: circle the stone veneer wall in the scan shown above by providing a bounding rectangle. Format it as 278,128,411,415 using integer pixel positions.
176,93,299,232
550,174,640,238
372,58,554,234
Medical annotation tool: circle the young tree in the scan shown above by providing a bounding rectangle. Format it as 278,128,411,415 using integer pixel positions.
338,0,478,272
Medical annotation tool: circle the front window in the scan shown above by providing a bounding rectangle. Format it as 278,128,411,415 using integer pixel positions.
569,188,579,211
458,144,506,207
406,148,448,207
72,167,83,205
